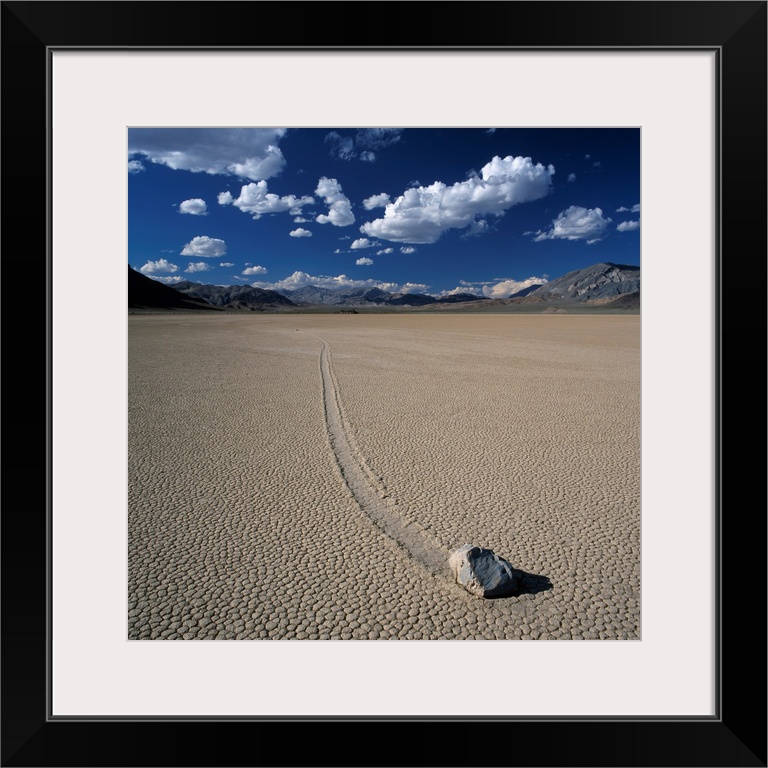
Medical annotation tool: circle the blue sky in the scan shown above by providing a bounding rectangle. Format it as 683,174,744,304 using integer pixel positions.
128,127,639,298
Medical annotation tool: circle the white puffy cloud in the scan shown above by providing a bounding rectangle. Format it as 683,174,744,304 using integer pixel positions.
243,265,268,275
139,258,178,274
376,247,394,255
128,159,145,174
218,191,233,205
533,206,612,244
482,276,547,299
127,128,287,180
360,151,376,162
289,228,312,237
360,155,555,244
179,198,208,215
221,181,314,219
149,275,183,284
219,262,234,267
315,177,355,227
180,236,227,257
185,261,213,273
363,193,391,210
400,246,416,254
350,238,376,249
616,220,640,232
293,216,309,223
616,203,641,213
251,270,426,294
355,257,374,266
435,286,482,297
399,282,430,294
567,173,577,182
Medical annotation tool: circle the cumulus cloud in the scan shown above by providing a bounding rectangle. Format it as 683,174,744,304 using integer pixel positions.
289,228,312,237
293,216,309,223
350,238,376,249
363,193,391,210
533,206,612,244
139,258,178,274
360,151,376,162
128,128,287,180
567,173,577,182
243,265,268,275
355,257,374,266
149,275,183,284
250,270,426,294
398,282,430,294
400,246,416,254
185,261,213,273
482,276,547,299
179,198,208,215
617,203,641,213
360,155,555,244
219,262,234,267
181,236,227,257
376,247,394,255
128,159,145,174
315,177,354,227
462,218,492,238
435,286,482,297
616,220,640,232
221,181,314,219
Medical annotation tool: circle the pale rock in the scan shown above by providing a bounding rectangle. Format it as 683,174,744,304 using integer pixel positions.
448,544,518,597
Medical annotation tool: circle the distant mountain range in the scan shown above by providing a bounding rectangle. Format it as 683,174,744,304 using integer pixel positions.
129,262,639,312
277,285,486,307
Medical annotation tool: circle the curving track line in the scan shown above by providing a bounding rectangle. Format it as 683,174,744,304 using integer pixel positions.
317,336,449,578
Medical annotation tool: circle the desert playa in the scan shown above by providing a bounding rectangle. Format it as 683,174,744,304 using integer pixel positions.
129,313,640,640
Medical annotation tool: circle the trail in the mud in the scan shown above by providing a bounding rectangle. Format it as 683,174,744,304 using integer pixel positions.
317,337,449,578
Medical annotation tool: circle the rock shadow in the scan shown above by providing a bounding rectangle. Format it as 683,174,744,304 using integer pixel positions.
486,569,553,599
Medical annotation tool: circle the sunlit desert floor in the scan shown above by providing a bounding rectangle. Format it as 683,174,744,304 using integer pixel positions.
128,313,640,640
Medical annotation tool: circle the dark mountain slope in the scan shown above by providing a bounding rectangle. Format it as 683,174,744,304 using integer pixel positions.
128,266,219,311
174,282,296,310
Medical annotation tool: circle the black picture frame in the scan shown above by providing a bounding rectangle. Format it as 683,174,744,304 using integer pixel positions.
4,1,765,766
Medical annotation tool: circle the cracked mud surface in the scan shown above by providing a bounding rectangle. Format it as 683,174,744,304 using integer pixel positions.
129,314,640,640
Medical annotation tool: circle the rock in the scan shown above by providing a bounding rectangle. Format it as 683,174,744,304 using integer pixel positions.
448,544,518,597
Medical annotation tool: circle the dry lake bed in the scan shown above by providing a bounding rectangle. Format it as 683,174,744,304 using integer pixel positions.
128,313,640,640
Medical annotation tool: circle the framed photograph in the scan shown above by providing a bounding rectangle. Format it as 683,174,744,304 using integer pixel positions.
6,1,765,765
